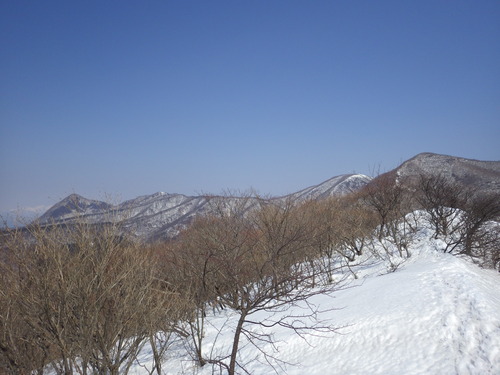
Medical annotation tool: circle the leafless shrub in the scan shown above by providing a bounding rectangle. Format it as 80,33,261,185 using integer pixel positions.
300,196,377,279
172,195,343,375
415,173,500,269
0,220,188,375
458,193,500,267
416,173,467,240
360,173,415,258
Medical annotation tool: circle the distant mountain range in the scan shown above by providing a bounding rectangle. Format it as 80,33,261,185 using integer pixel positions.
38,153,500,242
38,174,371,242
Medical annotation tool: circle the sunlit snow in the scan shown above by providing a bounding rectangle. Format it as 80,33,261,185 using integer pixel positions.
125,226,500,375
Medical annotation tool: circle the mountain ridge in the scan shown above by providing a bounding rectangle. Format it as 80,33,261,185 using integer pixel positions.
392,152,500,194
37,152,500,242
39,173,371,241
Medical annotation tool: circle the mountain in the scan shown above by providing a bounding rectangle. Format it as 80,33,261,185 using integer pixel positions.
394,152,500,194
39,194,114,222
37,153,500,242
38,174,371,242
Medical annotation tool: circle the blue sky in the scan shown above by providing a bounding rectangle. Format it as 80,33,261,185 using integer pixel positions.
1,0,499,215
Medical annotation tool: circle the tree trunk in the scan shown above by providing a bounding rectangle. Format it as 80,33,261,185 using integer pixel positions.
228,311,247,375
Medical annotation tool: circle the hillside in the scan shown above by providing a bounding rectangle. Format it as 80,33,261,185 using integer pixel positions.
5,150,499,374
127,225,500,375
393,152,500,194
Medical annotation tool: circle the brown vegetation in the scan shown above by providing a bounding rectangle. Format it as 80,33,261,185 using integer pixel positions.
0,223,188,375
1,172,498,375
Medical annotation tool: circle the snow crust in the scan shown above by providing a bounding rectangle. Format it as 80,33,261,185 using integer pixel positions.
129,230,500,375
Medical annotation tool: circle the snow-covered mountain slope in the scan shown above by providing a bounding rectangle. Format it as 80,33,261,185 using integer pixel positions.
38,174,371,241
36,152,500,242
39,193,216,241
395,152,500,194
288,174,371,201
128,232,500,375
39,194,113,222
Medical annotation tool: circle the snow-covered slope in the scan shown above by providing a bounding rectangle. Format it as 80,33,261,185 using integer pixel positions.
307,251,500,375
128,231,500,375
395,152,500,194
39,194,113,222
288,174,371,201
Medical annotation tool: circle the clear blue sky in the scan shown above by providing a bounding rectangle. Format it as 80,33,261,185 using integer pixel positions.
1,0,499,215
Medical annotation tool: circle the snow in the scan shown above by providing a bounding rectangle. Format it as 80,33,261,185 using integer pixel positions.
128,231,500,375
304,252,500,375
289,174,371,202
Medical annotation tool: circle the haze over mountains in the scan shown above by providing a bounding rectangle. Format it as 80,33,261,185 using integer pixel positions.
37,153,500,242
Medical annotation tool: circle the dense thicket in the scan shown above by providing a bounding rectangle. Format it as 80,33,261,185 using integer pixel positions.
0,224,188,375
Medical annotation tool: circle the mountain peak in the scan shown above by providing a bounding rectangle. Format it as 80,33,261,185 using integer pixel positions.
38,194,113,223
61,193,86,203
392,152,500,194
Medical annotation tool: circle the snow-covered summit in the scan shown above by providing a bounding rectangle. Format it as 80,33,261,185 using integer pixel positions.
395,152,500,194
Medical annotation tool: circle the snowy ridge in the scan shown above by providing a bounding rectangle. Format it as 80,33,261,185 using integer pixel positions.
38,174,371,241
127,226,500,375
288,174,371,201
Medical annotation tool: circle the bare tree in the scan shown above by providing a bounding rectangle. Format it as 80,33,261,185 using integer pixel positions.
0,227,52,375
336,196,377,259
361,173,402,240
176,196,343,375
299,196,375,280
361,173,414,258
416,173,467,240
416,173,500,268
0,220,188,375
459,193,500,261
171,195,259,369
